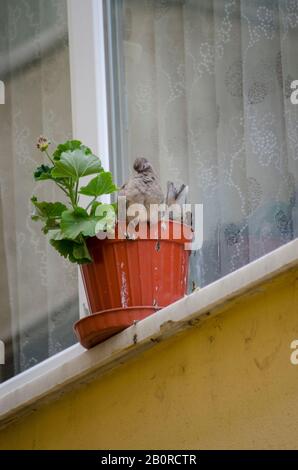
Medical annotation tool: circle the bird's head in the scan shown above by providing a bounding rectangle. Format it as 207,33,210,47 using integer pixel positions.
133,157,153,174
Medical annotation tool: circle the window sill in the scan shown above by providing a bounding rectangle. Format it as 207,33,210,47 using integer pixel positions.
0,238,298,429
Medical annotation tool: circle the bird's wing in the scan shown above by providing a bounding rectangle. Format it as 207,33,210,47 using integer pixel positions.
118,177,147,203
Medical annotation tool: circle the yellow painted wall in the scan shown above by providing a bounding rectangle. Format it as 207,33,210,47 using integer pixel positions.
0,268,298,450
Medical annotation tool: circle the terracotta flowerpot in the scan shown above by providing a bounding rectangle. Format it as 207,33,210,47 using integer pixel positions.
74,221,192,348
74,306,161,349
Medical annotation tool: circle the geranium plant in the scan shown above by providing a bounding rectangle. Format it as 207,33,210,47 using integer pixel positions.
31,137,118,264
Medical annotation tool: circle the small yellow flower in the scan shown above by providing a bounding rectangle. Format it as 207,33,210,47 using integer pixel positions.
36,136,50,152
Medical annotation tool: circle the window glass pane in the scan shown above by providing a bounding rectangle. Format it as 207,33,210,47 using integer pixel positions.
0,0,79,382
108,0,298,288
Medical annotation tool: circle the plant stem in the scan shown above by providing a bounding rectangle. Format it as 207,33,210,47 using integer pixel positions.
86,197,97,212
45,149,54,165
74,179,79,206
67,178,77,209
43,150,71,201
56,183,69,197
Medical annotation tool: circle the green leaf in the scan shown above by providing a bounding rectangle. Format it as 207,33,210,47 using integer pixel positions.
50,238,75,260
31,197,67,220
79,172,118,197
90,200,117,217
50,237,92,264
95,203,116,235
51,149,102,180
80,145,92,155
31,197,68,234
90,201,102,216
44,219,61,234
34,165,71,193
72,240,92,263
60,207,98,239
34,164,54,181
48,229,65,241
52,140,92,161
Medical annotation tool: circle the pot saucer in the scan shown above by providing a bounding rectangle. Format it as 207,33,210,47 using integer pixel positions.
74,306,162,349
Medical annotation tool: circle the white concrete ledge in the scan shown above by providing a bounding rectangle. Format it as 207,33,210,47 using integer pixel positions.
0,239,298,429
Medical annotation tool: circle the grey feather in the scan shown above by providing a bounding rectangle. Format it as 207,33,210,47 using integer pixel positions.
166,181,190,224
119,158,164,225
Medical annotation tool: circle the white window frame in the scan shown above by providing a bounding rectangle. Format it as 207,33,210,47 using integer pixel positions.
67,0,110,317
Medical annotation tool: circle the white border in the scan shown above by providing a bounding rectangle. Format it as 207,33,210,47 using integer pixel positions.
0,239,297,428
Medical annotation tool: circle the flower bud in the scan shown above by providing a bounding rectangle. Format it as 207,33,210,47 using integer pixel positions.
37,136,50,152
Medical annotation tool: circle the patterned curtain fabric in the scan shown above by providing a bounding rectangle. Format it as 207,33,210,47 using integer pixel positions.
114,0,298,288
0,0,79,382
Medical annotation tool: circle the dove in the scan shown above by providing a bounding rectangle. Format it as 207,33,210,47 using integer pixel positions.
118,157,164,230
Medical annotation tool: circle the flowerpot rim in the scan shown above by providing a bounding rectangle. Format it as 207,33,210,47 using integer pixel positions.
86,220,193,246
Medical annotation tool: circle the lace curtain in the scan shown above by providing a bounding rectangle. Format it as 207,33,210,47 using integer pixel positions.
113,0,298,288
0,0,79,382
